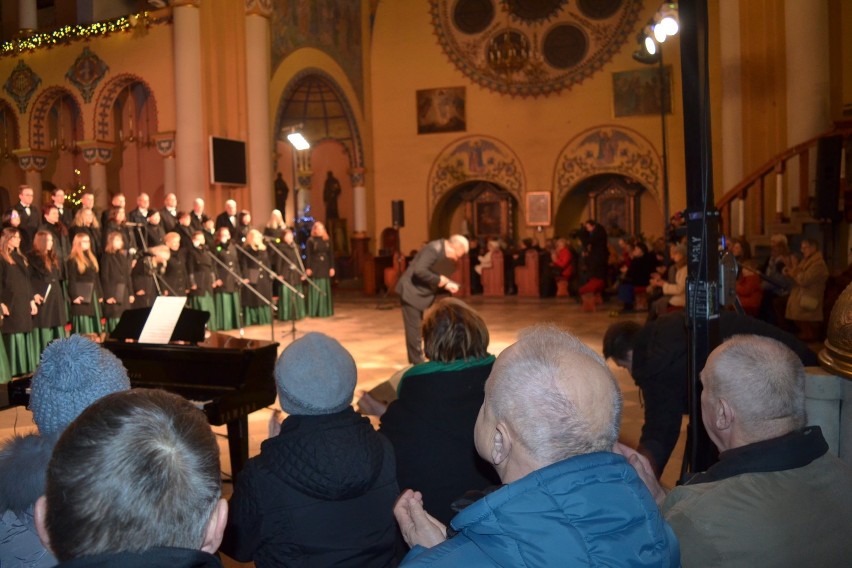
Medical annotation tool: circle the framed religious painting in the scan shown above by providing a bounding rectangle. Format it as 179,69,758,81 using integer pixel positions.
525,192,551,227
416,87,466,134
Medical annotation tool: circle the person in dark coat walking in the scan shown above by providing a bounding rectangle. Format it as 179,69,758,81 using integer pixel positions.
220,333,399,567
359,298,501,524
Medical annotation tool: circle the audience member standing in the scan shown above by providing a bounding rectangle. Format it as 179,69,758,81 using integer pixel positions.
785,238,829,341
221,333,399,567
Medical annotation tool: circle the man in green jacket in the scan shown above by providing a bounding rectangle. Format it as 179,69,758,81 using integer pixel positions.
618,335,852,567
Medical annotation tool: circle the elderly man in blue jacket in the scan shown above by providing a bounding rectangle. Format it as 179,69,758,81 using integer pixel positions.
394,325,680,566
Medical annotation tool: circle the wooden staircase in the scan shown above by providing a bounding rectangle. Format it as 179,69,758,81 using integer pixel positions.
715,120,851,248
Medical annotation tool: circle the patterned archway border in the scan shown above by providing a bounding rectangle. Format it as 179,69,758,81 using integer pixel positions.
427,135,525,220
274,68,364,169
28,86,84,150
553,125,662,207
93,73,158,141
0,97,19,144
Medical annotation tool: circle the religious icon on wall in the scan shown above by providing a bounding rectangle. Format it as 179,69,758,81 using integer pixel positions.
416,87,466,134
525,192,551,227
612,66,673,117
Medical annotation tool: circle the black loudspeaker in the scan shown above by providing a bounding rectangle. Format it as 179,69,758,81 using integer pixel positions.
392,200,405,228
814,135,843,220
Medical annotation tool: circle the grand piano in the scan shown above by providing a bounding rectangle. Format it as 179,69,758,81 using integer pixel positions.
1,331,278,479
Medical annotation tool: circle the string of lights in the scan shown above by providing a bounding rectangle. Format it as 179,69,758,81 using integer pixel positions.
0,12,169,57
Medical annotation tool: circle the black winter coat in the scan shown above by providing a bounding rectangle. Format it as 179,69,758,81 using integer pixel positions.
0,253,34,333
220,408,399,568
213,243,241,294
27,253,65,328
65,259,101,318
379,360,501,525
100,252,133,319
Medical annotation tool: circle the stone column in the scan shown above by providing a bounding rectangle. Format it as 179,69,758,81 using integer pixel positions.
18,0,37,32
155,132,177,202
245,0,274,220
350,167,367,233
13,149,49,193
173,0,205,210
78,141,114,210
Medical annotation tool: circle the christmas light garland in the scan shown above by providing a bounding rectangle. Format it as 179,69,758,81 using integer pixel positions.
0,12,168,57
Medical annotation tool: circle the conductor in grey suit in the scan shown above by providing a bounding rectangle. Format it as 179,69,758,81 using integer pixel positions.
396,235,469,364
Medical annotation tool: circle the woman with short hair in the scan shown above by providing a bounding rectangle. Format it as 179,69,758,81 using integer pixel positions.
358,298,501,524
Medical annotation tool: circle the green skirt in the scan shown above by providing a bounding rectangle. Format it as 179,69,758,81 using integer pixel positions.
243,305,272,326
2,332,38,376
190,294,217,331
307,278,333,318
105,318,121,334
32,326,68,361
214,292,242,330
0,338,11,383
278,286,306,321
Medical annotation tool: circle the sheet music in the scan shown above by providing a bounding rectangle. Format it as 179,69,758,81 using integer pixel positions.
138,296,187,344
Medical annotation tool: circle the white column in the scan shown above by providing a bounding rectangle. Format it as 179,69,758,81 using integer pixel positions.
164,156,176,198
719,0,743,192
90,163,108,201
350,168,367,232
785,0,831,145
173,1,205,209
18,0,37,31
245,1,274,220
24,169,41,192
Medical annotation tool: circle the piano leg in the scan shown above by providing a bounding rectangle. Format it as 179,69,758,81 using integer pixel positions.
226,416,250,481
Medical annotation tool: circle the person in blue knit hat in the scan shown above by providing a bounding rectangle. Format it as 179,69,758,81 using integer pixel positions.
220,332,401,567
0,335,131,568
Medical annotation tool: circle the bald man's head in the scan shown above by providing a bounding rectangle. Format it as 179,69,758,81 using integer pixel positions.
480,325,622,468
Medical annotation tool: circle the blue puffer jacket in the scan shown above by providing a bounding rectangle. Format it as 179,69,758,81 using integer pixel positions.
401,452,680,566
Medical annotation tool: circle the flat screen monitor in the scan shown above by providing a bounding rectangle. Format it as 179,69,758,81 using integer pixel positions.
209,136,247,186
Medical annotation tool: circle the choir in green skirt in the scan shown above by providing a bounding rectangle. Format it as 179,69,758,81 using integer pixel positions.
277,285,306,321
0,339,12,383
214,291,241,330
306,278,333,318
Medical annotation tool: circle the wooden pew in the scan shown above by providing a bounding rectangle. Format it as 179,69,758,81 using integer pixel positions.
481,250,505,296
515,249,540,297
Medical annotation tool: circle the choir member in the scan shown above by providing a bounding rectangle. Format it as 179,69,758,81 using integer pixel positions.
187,231,217,330
100,232,135,333
305,221,334,317
239,229,272,325
69,208,102,259
277,228,306,321
162,232,189,298
212,228,242,331
132,245,168,308
145,210,166,248
0,228,38,375
66,232,103,335
28,230,67,357
103,206,133,254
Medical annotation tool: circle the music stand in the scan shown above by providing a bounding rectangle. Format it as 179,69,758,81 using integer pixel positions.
110,307,210,344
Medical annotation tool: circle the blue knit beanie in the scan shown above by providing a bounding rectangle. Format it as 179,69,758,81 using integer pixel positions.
30,335,131,436
275,332,357,416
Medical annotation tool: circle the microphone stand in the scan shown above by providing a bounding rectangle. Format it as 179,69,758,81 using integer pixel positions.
232,245,283,343
262,237,312,341
132,224,176,297
204,249,262,339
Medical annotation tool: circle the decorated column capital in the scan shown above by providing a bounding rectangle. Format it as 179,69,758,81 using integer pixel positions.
77,140,115,165
12,148,50,172
245,0,273,17
349,167,365,187
297,169,313,189
154,132,176,157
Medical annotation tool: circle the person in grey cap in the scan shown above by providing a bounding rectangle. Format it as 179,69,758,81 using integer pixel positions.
220,332,400,567
0,335,131,568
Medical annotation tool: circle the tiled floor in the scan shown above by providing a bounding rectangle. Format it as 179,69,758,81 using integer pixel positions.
0,292,687,567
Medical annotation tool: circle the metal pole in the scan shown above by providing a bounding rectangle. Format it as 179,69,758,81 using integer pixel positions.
660,51,670,233
680,0,721,481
